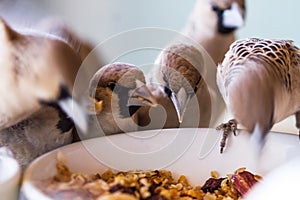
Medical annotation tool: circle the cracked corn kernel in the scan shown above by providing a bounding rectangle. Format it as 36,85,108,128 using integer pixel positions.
211,171,220,179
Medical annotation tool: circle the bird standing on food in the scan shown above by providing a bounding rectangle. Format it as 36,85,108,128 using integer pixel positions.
0,18,87,168
182,0,246,64
143,43,212,128
217,38,300,152
88,62,157,135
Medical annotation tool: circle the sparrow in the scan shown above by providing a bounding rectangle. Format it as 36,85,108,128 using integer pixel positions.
0,18,87,168
88,62,157,136
182,0,246,64
217,38,300,152
145,43,212,128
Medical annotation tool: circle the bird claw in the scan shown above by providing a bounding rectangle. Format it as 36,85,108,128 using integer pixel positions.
216,119,238,153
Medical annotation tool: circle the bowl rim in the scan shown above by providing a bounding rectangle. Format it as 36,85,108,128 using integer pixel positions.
21,128,300,200
0,155,21,184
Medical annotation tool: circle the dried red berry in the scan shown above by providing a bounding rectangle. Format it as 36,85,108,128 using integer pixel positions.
201,177,226,193
231,170,259,196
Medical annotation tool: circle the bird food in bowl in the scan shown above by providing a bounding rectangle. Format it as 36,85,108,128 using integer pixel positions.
21,128,300,200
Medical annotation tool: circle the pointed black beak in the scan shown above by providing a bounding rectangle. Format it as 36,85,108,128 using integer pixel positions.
57,85,88,133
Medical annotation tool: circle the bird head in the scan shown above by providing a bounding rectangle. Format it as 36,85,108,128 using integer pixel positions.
155,44,205,123
0,18,87,132
89,63,157,119
210,0,246,34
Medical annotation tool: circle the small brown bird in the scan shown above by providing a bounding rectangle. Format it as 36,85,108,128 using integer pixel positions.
0,18,86,129
217,38,300,152
145,43,212,128
88,62,157,135
0,18,87,168
182,0,246,64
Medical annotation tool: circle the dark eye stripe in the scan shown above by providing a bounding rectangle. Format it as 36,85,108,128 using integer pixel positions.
107,82,116,91
164,86,172,98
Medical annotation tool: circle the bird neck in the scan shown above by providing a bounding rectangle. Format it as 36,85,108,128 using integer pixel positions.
98,106,139,135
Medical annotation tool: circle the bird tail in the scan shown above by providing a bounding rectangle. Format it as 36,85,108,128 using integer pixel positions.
225,58,276,140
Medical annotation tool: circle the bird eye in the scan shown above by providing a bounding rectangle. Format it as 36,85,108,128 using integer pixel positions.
107,82,116,91
164,86,172,98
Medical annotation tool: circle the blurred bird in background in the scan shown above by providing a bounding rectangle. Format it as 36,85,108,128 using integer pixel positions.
182,0,246,64
88,62,157,136
217,38,300,153
0,18,88,168
138,0,245,130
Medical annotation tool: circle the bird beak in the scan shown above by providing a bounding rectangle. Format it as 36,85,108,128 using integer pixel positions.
58,98,88,134
128,84,157,107
170,87,192,123
56,86,88,135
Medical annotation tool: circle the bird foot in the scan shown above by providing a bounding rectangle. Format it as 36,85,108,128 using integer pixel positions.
216,119,238,153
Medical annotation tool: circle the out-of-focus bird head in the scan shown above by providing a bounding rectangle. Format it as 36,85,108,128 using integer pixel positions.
0,18,87,132
89,63,157,119
155,44,205,123
210,0,246,34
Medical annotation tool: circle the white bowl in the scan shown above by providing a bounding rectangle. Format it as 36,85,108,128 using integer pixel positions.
0,148,21,200
21,128,300,200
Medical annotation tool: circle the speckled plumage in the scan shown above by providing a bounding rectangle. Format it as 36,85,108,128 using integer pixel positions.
155,44,204,94
217,38,300,146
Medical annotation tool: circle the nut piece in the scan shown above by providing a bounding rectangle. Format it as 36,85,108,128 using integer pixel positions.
231,169,261,196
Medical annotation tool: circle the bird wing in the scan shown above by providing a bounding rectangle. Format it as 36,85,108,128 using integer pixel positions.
217,38,300,134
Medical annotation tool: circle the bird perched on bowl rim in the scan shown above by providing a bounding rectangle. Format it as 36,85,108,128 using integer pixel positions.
182,0,246,65
0,18,87,168
88,62,157,135
216,38,300,153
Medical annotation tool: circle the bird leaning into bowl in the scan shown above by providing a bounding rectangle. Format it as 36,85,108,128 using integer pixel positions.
217,38,300,153
87,62,157,136
182,0,246,64
0,18,88,169
138,43,212,129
